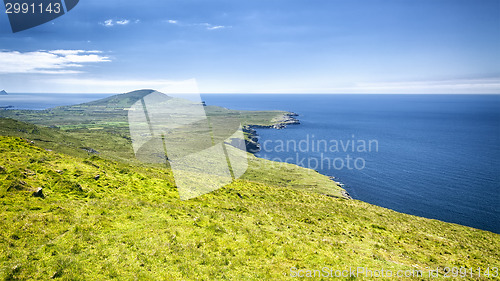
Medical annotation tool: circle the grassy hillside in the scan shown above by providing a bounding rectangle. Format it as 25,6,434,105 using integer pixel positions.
0,91,498,280
0,136,498,280
0,117,343,199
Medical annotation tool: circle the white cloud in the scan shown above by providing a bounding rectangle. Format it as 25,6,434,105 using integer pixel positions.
253,78,500,94
102,19,114,27
198,22,230,30
0,50,110,74
206,25,225,30
100,19,136,27
350,78,500,94
165,19,230,30
116,20,130,25
3,75,499,94
48,50,103,56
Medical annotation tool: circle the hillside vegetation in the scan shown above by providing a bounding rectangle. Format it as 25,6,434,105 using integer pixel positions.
1,136,498,280
0,91,498,280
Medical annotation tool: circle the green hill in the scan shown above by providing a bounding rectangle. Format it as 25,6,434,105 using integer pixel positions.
0,136,498,280
0,117,343,198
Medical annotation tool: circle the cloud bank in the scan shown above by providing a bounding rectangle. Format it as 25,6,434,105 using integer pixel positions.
0,50,110,74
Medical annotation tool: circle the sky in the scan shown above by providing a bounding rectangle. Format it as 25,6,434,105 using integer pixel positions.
0,0,499,94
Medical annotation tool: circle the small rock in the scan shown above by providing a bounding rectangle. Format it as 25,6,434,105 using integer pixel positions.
23,169,35,176
32,188,44,198
341,190,352,200
94,174,100,180
55,170,63,174
51,271,62,279
81,147,99,154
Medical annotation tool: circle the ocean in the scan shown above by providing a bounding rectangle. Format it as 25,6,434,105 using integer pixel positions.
0,93,114,110
1,93,499,233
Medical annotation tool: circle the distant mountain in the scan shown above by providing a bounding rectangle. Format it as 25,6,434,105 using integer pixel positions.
0,90,7,95
79,89,156,109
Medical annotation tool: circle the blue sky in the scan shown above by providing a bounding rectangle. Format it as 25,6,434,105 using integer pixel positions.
0,0,499,93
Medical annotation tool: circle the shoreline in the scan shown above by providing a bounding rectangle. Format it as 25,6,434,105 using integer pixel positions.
244,111,352,200
243,112,300,153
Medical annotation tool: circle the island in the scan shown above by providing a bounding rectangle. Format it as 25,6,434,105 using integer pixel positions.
0,90,8,95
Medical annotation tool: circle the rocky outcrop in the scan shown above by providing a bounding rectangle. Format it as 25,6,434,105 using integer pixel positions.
328,176,352,200
243,126,261,153
243,112,300,153
250,112,300,130
341,190,352,200
32,187,44,198
0,90,7,95
81,147,99,154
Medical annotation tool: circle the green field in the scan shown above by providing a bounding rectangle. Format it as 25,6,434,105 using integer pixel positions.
0,91,498,280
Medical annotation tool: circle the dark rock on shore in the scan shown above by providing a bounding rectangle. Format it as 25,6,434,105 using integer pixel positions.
341,190,352,200
250,112,300,130
328,176,352,199
243,126,261,153
32,187,44,198
243,112,300,153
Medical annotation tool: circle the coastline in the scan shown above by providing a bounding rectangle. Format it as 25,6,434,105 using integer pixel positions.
244,111,352,200
243,112,300,153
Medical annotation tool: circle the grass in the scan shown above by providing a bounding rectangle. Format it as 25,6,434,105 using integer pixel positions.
0,136,498,280
0,91,498,280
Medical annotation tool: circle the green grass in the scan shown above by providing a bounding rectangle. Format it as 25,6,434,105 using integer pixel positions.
0,136,498,280
0,91,498,280
0,117,343,198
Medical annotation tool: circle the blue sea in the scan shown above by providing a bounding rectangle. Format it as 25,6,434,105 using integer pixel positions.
1,93,499,233
0,93,114,110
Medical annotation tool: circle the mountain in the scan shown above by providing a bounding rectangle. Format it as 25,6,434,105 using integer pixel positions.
70,89,156,109
0,90,7,95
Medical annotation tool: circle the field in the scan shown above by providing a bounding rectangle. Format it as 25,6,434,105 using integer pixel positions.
0,91,498,280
